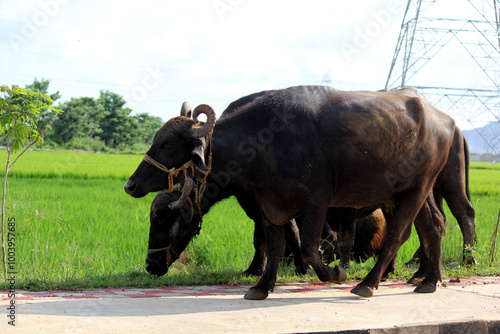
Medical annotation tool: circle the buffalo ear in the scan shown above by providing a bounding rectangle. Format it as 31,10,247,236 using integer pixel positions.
191,140,209,177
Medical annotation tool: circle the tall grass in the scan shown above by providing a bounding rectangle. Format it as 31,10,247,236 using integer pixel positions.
2,150,143,180
3,177,153,287
0,150,498,290
190,199,255,269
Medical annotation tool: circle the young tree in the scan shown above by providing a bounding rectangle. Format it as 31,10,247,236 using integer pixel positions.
0,85,62,280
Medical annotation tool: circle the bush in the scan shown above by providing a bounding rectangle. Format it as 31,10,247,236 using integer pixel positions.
39,141,60,150
127,142,151,153
63,136,111,153
89,136,109,153
65,136,90,151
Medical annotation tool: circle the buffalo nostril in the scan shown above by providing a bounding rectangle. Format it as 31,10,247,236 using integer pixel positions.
124,180,136,194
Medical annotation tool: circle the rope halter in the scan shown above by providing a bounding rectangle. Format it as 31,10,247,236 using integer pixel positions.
143,154,195,194
142,130,213,218
147,245,179,266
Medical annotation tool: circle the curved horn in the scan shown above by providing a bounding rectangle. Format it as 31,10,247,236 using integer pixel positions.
168,177,194,210
180,101,192,118
190,104,216,138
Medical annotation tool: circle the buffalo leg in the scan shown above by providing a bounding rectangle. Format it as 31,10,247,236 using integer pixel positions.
244,222,285,300
437,131,477,265
337,208,357,269
242,219,266,276
301,206,347,284
410,195,444,293
319,222,339,265
404,192,444,268
284,219,309,275
407,204,432,284
351,188,429,298
443,192,476,265
382,215,412,280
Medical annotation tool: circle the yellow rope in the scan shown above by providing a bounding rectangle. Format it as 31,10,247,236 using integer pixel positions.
143,130,213,222
143,154,194,193
146,245,179,265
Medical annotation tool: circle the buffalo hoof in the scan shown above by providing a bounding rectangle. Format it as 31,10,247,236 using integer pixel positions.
414,282,436,294
244,287,269,300
332,265,347,284
351,284,373,298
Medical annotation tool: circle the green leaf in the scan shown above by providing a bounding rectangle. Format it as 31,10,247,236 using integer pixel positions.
0,85,58,153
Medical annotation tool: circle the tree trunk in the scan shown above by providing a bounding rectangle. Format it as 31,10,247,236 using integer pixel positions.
1,148,11,280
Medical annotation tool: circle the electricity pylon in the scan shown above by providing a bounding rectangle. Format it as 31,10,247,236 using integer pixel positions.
385,0,500,154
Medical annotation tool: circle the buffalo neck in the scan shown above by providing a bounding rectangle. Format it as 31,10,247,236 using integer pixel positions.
208,117,264,188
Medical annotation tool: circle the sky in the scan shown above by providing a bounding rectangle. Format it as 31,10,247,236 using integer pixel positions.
1,0,498,130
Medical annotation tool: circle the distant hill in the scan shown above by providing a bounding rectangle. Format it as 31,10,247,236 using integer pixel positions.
462,122,500,154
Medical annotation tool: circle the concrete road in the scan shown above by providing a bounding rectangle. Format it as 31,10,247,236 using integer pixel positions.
2,277,500,333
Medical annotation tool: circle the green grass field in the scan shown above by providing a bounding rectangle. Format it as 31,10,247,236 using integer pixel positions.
0,150,499,290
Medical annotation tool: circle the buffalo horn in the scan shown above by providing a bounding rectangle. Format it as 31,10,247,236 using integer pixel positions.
168,177,194,210
180,101,192,118
190,104,216,138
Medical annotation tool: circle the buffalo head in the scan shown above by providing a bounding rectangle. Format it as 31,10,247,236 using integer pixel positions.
124,102,216,207
145,190,201,276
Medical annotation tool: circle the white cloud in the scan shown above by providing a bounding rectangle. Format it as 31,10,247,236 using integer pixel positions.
0,0,495,127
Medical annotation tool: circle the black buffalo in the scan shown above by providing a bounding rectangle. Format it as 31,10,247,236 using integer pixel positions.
144,98,386,277
145,180,388,278
145,173,309,277
144,92,310,277
125,86,455,300
325,208,387,264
